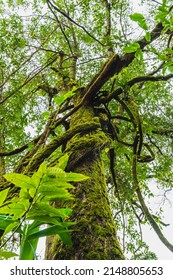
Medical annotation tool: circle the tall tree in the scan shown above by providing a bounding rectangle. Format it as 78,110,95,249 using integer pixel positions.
0,0,173,259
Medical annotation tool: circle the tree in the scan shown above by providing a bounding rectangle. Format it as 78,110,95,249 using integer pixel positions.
0,0,173,260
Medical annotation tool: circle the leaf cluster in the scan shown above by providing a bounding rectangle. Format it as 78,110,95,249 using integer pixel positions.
0,154,89,259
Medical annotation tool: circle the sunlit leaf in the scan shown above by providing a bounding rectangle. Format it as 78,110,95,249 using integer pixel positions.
57,154,69,170
124,42,140,53
3,221,20,236
4,173,34,190
0,250,18,260
0,188,9,206
27,224,73,247
130,13,148,30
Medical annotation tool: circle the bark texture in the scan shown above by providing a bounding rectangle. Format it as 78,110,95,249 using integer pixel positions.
45,104,124,260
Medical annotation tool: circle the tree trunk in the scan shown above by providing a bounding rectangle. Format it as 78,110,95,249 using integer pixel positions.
45,101,124,260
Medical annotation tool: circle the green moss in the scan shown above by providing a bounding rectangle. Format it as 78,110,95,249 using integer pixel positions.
86,251,102,260
45,104,124,260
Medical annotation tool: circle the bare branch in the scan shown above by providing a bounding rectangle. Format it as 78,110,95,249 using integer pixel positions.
47,0,73,54
46,0,105,46
0,54,58,105
0,27,58,90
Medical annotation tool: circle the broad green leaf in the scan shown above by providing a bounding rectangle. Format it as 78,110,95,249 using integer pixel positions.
31,172,41,188
0,206,10,215
19,238,38,260
42,195,73,201
39,184,73,199
57,154,69,170
0,188,9,206
65,172,90,182
46,167,89,182
46,166,65,178
36,161,47,177
3,221,20,236
59,232,73,247
124,42,140,53
0,215,12,230
26,215,63,226
130,13,148,30
8,202,29,219
54,88,76,105
0,250,18,260
0,215,22,233
29,187,36,198
54,95,65,105
28,202,70,219
135,49,143,60
41,176,74,188
26,220,44,234
27,224,73,246
4,173,34,190
19,188,31,200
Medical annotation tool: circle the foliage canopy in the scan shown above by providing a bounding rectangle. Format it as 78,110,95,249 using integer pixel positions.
0,0,173,259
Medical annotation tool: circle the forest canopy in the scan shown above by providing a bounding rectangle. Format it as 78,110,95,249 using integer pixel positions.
0,0,173,260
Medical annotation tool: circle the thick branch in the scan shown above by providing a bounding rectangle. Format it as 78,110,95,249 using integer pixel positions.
100,73,173,103
23,119,100,174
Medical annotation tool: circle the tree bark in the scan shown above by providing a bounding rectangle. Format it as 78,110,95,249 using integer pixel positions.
45,103,124,260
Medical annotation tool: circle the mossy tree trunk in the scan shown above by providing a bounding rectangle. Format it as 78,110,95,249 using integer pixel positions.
45,102,124,260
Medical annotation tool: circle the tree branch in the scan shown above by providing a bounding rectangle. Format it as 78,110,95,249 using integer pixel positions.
46,0,105,46
100,73,173,103
132,152,173,252
80,21,170,105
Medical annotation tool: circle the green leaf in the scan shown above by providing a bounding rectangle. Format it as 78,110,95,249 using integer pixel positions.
57,154,69,170
29,202,70,219
29,187,36,198
19,188,29,198
46,166,89,182
39,184,73,199
135,49,143,60
19,238,38,260
54,95,65,105
4,173,34,190
130,13,148,30
26,214,63,226
27,225,63,239
8,202,29,219
27,224,73,248
0,215,22,233
0,206,10,215
59,231,73,247
0,188,9,206
145,31,151,42
3,221,20,236
0,215,12,230
124,42,140,53
54,88,76,106
36,161,47,177
26,220,44,234
40,177,74,189
65,172,90,182
42,111,50,119
0,250,18,260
